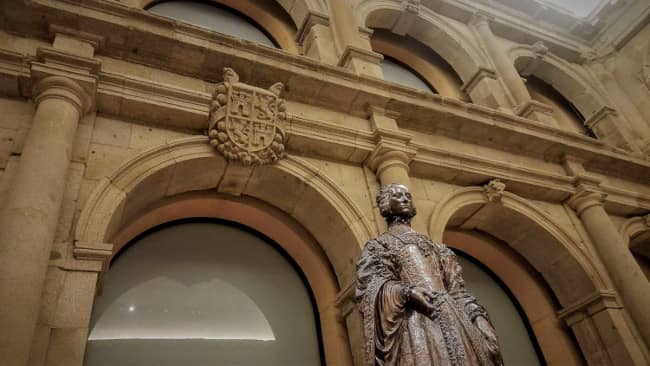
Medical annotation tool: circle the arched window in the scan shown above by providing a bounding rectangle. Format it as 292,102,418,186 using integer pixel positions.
525,75,592,136
456,251,544,365
372,30,468,100
381,56,436,93
147,1,278,48
84,220,322,366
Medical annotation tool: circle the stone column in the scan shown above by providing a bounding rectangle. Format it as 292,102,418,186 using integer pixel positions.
568,186,650,349
329,0,383,78
471,14,529,106
0,75,91,365
587,59,650,155
470,14,556,125
365,107,415,187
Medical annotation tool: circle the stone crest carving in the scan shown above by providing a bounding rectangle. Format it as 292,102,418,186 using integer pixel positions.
208,67,287,165
483,179,506,203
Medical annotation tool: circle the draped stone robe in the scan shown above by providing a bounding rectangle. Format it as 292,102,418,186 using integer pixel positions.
356,231,502,366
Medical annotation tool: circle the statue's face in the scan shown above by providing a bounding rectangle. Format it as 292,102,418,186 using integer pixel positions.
388,185,415,217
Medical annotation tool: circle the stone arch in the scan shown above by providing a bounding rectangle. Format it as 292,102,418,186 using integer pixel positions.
75,136,374,365
140,0,311,53
620,215,650,259
428,186,607,307
75,136,373,287
356,0,489,85
443,230,584,365
510,46,607,121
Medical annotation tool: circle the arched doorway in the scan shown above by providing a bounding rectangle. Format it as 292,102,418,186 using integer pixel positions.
84,219,322,365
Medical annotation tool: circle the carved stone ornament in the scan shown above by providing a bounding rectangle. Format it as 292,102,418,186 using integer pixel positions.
483,179,506,203
208,67,287,166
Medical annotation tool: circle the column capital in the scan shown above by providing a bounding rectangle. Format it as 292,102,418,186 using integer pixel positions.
366,148,413,177
32,75,92,115
30,46,99,114
566,176,607,215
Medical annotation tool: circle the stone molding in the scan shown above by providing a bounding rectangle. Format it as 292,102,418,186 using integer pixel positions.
585,105,618,130
334,281,356,321
460,66,498,94
96,71,211,129
514,99,556,122
48,24,106,52
557,290,622,326
337,45,384,68
296,11,330,44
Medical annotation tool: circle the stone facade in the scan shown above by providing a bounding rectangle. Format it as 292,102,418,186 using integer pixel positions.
0,0,649,365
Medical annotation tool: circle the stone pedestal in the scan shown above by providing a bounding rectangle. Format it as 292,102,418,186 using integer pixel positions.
568,187,650,350
0,76,91,365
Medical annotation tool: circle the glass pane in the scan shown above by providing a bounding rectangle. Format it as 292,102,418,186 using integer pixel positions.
381,58,434,93
458,254,542,365
84,221,321,366
148,1,276,47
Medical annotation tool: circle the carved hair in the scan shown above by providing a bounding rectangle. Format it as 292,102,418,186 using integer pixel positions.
376,183,417,220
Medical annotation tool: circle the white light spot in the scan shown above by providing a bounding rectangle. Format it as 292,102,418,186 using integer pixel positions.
128,306,135,312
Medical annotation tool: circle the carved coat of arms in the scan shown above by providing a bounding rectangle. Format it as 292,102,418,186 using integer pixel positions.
208,68,287,165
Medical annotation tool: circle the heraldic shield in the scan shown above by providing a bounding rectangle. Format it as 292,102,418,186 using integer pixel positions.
208,67,287,166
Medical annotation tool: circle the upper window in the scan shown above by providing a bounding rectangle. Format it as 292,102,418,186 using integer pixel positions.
525,75,590,136
148,1,278,48
381,56,436,93
84,221,321,366
371,30,468,100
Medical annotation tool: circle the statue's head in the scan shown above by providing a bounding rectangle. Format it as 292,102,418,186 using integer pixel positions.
376,183,417,223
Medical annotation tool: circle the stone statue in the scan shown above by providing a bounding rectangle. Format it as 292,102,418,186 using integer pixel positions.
356,184,503,366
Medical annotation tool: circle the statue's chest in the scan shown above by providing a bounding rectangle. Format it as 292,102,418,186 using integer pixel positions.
385,234,445,291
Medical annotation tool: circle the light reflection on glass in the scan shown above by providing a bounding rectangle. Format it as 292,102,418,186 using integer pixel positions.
88,277,275,341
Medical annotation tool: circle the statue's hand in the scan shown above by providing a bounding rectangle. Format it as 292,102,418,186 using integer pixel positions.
407,287,438,314
475,316,500,356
